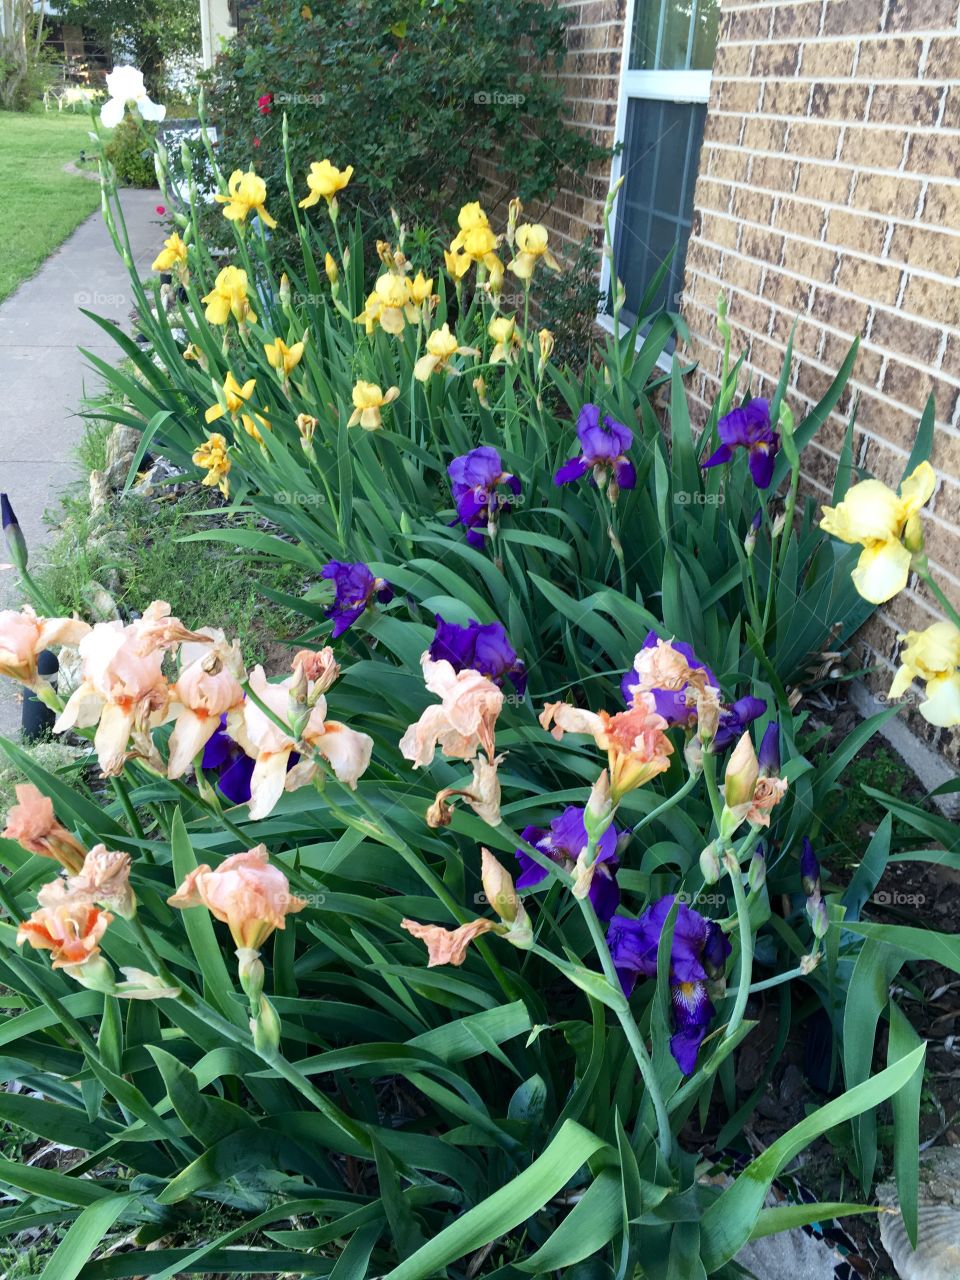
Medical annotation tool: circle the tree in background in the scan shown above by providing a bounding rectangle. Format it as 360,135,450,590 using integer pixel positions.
62,0,200,92
0,0,47,108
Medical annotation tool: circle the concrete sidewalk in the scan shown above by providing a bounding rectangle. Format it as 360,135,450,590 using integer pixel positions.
0,187,162,735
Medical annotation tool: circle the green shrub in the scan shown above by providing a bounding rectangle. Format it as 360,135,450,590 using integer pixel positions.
104,115,157,187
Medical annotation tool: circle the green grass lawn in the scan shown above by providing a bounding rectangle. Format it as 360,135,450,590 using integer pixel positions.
0,110,102,302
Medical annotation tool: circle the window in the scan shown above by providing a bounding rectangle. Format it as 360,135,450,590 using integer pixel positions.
603,0,720,326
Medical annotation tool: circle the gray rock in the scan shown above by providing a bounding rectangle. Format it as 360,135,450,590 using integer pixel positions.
103,424,141,489
879,1146,960,1280
88,469,111,516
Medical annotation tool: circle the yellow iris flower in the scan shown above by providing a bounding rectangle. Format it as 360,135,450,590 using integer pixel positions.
508,223,561,281
355,272,417,335
889,621,960,727
820,462,936,603
488,315,522,364
413,323,479,381
215,169,277,229
299,159,354,209
446,202,503,284
151,232,188,273
201,266,257,326
205,372,256,424
347,380,400,430
264,336,305,376
192,433,231,497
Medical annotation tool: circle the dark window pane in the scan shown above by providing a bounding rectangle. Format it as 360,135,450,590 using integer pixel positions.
612,98,706,320
691,0,722,69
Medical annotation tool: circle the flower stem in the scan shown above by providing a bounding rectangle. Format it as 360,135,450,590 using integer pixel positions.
631,771,699,836
723,850,754,1042
916,564,960,631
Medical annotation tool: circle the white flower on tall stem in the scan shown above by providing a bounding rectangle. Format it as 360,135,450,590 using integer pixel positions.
100,66,166,129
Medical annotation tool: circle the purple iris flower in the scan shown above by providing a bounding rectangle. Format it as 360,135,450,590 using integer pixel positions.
758,721,780,773
607,895,731,1074
621,631,718,726
320,560,393,638
702,398,779,489
800,837,821,898
515,807,620,923
429,616,526,695
448,446,520,548
712,696,767,751
202,716,298,806
554,403,636,492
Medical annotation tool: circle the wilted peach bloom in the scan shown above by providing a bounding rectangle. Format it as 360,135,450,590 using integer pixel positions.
426,753,504,828
0,606,89,690
399,654,503,768
69,845,135,918
3,783,87,873
746,775,789,827
540,694,673,800
168,845,306,950
401,917,495,967
628,638,712,700
17,879,111,970
54,602,186,776
291,647,339,694
226,665,373,819
167,633,246,779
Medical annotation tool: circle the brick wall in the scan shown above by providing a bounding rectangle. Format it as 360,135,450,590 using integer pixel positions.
679,0,960,758
479,0,626,261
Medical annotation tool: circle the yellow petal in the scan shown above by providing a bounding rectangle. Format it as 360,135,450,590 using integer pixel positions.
899,461,936,517
920,672,960,727
821,479,903,544
851,540,912,604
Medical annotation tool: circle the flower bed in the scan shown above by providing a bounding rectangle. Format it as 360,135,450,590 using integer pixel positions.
0,81,957,1277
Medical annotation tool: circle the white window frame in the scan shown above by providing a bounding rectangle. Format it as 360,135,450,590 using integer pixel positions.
597,0,714,350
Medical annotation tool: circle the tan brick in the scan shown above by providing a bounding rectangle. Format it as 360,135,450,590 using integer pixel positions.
942,87,960,130
700,211,740,249
712,43,754,77
810,83,871,121
823,0,883,36
889,225,960,278
800,40,858,78
742,117,790,152
775,3,823,38
869,309,942,364
840,125,908,171
885,0,960,31
825,208,888,255
777,196,828,240
809,287,870,334
794,161,851,202
782,236,840,280
930,429,960,482
883,361,960,417
825,334,884,386
857,394,927,453
787,121,842,159
725,6,774,42
750,154,797,191
732,188,776,224
941,336,960,382
763,79,813,116
719,80,762,113
855,37,923,79
907,132,960,180
851,172,922,219
901,272,960,322
926,35,960,80
771,311,823,358
740,225,785,265
754,42,801,75
762,270,816,314
836,256,904,305
870,84,945,128
923,182,960,232
708,147,752,182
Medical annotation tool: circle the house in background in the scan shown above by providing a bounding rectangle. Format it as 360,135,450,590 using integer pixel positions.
498,0,960,763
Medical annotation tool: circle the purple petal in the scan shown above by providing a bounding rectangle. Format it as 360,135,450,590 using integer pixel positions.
576,403,601,435
702,444,734,470
554,456,588,486
615,458,637,490
588,865,621,923
201,719,232,769
670,1024,709,1075
218,754,255,805
758,721,780,774
748,439,778,489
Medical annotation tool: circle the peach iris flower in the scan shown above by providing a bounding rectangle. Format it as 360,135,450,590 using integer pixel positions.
17,879,111,970
167,632,246,779
226,665,373,820
2,783,87,873
399,654,504,768
168,845,306,950
540,692,673,800
0,606,90,689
